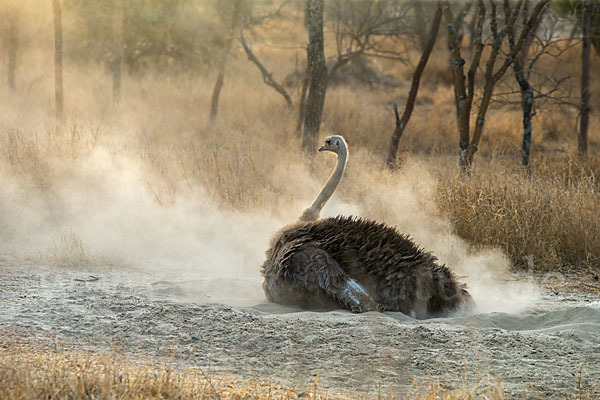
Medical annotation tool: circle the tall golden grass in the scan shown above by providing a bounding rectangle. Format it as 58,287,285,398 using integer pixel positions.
2,83,599,270
0,334,511,399
3,334,595,399
1,5,599,397
2,67,598,271
438,156,600,270
0,336,305,399
0,3,599,273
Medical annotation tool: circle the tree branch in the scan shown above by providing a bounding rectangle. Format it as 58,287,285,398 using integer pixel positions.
492,0,550,82
240,29,292,108
466,0,486,135
440,0,470,160
386,2,443,169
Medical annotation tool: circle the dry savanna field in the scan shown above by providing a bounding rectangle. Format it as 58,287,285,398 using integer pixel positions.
1,0,600,398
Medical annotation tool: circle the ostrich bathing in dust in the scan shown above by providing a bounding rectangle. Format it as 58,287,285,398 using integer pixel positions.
261,135,473,318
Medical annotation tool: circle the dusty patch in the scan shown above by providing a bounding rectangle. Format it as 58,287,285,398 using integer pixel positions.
1,259,599,398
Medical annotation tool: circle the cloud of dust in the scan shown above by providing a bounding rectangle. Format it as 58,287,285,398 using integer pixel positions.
0,144,288,306
0,134,539,314
0,0,538,314
347,157,540,315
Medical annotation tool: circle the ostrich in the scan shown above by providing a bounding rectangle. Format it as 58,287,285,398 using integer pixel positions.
261,135,472,318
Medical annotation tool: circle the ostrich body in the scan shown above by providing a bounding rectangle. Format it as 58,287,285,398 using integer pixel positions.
261,136,472,318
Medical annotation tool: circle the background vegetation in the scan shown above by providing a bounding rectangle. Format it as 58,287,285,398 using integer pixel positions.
0,1,598,268
1,1,599,397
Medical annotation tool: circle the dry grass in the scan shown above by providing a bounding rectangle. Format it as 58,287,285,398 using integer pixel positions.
438,156,600,270
0,337,312,399
0,334,513,400
3,334,595,399
1,66,599,271
1,6,600,400
0,4,599,272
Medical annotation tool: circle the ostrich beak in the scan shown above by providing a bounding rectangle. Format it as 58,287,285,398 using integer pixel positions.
318,145,326,152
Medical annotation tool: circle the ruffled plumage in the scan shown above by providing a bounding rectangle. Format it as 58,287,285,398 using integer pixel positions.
261,215,473,318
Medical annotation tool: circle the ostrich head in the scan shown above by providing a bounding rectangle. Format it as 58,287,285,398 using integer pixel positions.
319,135,346,154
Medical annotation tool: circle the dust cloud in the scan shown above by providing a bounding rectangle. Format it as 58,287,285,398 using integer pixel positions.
0,136,538,315
0,144,281,304
339,157,540,315
0,0,538,317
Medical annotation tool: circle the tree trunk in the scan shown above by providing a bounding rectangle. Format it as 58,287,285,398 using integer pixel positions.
296,56,310,135
466,0,524,165
209,0,242,122
112,0,124,105
441,0,470,166
240,30,292,108
591,0,600,56
386,3,442,169
506,0,537,168
465,0,485,140
7,17,17,92
413,0,429,52
442,0,548,168
447,1,473,134
579,0,592,155
518,82,534,167
301,0,327,154
53,0,64,124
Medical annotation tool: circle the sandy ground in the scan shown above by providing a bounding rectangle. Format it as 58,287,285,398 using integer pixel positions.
1,257,599,399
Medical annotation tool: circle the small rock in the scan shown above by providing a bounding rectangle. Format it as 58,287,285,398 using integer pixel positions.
297,392,307,398
191,334,202,341
74,275,100,282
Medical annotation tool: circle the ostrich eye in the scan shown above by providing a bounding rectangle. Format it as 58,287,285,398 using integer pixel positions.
326,139,331,145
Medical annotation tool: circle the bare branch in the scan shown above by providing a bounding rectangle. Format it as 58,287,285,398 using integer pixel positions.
579,0,592,154
492,0,550,82
240,29,292,108
245,0,291,27
440,0,470,159
386,2,443,169
466,0,486,130
467,0,554,164
327,0,413,74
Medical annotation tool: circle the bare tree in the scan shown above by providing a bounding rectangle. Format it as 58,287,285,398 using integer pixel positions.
6,13,18,92
442,0,550,167
297,0,414,137
302,0,327,153
296,50,310,134
505,0,538,167
326,0,414,85
238,2,293,109
239,31,292,108
210,0,242,122
386,3,443,169
579,0,593,155
491,5,580,166
53,0,64,124
111,0,124,105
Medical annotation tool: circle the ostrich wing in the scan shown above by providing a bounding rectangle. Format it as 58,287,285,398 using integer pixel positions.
277,242,379,312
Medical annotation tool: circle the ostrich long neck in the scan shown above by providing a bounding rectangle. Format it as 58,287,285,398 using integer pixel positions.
300,142,348,222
